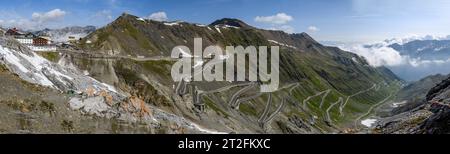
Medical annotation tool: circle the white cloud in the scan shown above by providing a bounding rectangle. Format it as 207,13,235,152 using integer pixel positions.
307,26,319,32
146,12,168,22
255,13,293,25
408,58,450,67
0,9,67,30
32,9,66,23
389,56,450,81
338,43,407,67
336,35,450,68
334,35,450,81
384,34,450,45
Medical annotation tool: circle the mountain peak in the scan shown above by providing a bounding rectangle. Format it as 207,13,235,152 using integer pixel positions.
297,32,313,39
209,18,251,28
292,32,319,44
117,12,138,20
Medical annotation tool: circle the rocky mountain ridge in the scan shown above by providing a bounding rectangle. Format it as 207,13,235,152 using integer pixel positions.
33,26,96,42
377,76,450,134
67,13,403,133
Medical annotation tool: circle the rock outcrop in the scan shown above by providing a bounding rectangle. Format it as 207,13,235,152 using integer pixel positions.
377,76,450,134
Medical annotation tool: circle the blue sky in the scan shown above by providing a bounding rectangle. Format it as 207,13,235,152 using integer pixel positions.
1,0,450,42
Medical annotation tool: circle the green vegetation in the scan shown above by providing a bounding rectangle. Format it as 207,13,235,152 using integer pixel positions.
204,96,229,118
138,60,174,76
72,13,404,133
0,64,7,72
114,60,172,107
239,102,258,117
120,20,153,50
37,52,60,62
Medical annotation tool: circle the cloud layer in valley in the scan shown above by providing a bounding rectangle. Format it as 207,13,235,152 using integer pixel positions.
327,35,450,81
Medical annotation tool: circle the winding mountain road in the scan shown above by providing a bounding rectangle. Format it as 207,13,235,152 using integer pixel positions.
233,93,263,109
258,94,273,124
325,97,343,124
58,49,175,61
260,98,286,127
339,84,377,116
354,92,394,128
319,90,331,109
228,83,256,108
303,89,331,109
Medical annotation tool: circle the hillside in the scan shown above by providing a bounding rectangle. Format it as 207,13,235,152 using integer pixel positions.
377,76,450,134
0,35,223,134
63,13,403,133
391,74,450,115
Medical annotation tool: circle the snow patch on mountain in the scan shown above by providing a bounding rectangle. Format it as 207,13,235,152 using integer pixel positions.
214,26,222,34
361,119,377,127
136,17,146,22
268,40,297,50
0,39,119,95
222,24,240,29
164,21,183,26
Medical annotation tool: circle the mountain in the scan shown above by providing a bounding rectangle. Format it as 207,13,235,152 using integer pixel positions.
388,40,450,81
209,18,253,28
0,27,5,35
33,26,96,42
0,12,411,134
377,75,450,134
391,74,449,115
64,13,403,133
0,32,222,134
389,40,450,59
332,38,450,81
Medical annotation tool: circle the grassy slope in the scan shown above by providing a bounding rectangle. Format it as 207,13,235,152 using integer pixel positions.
37,52,60,63
73,15,402,133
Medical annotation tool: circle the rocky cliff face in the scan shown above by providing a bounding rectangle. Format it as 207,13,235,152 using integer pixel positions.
391,74,449,115
421,77,450,133
377,76,450,134
0,35,227,134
